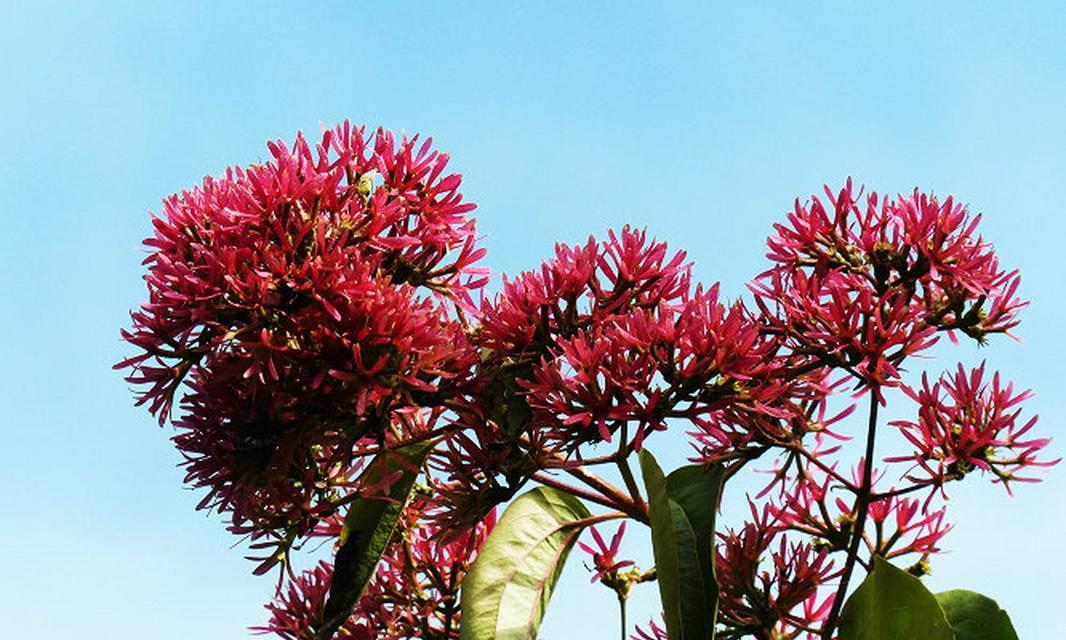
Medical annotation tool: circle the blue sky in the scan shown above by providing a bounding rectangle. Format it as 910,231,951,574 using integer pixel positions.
1,1,1063,638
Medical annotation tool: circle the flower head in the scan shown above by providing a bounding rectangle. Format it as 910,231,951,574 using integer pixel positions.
867,495,952,559
715,515,836,640
118,122,485,556
578,521,634,583
888,363,1056,492
754,180,1026,397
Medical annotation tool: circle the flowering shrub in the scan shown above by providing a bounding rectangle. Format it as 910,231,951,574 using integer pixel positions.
120,123,1055,640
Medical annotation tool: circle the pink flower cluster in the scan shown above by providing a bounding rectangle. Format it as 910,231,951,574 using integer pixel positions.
628,181,1050,640
118,122,486,566
431,227,828,532
714,517,834,640
753,179,1024,394
119,120,1054,639
889,363,1054,491
698,180,1052,639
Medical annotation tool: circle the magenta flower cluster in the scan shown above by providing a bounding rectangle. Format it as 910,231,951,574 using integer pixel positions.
120,124,1054,640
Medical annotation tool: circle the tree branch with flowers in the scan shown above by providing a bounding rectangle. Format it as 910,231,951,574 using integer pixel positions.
119,121,1056,640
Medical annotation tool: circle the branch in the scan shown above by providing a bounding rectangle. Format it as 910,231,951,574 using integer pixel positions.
820,392,880,639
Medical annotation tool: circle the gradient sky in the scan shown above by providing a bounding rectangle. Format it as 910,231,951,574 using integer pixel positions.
2,2,1063,638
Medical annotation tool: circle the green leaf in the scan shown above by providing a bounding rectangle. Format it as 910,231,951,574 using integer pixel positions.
665,463,725,632
838,556,954,640
315,440,432,640
459,486,592,640
640,450,721,640
936,589,1019,640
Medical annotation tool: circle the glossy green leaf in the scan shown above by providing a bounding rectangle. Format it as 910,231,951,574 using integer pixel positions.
936,589,1019,640
665,462,726,623
838,556,954,640
315,441,432,640
459,486,592,640
640,450,720,639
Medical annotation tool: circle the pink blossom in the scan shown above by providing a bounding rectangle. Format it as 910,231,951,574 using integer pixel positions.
888,363,1057,492
117,122,485,557
715,508,836,640
755,180,1027,396
578,521,634,583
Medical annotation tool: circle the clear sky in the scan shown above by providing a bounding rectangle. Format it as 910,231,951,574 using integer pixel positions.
1,2,1063,638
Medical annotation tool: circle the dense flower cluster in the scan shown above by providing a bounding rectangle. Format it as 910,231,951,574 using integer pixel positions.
715,529,834,640
119,123,486,563
120,121,1053,640
480,227,697,452
752,179,1024,395
432,228,829,534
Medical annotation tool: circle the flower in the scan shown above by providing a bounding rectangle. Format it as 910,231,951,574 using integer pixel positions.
118,121,485,559
753,180,1026,397
715,514,836,640
888,363,1057,492
751,266,939,392
460,228,694,460
255,562,371,640
578,521,634,583
478,226,690,359
867,495,951,558
525,284,789,451
689,367,846,468
121,161,1051,640
119,123,484,420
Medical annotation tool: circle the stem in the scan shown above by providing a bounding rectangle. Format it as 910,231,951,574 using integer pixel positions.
617,457,644,510
616,422,645,510
618,593,627,640
821,392,880,639
723,444,771,482
518,434,647,522
571,512,629,528
566,466,649,524
546,452,619,468
441,583,456,638
870,482,933,502
788,444,858,492
532,472,639,514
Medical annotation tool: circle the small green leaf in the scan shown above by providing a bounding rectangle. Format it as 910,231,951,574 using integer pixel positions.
936,589,1019,640
459,486,593,640
316,440,432,640
838,556,954,640
640,450,721,639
